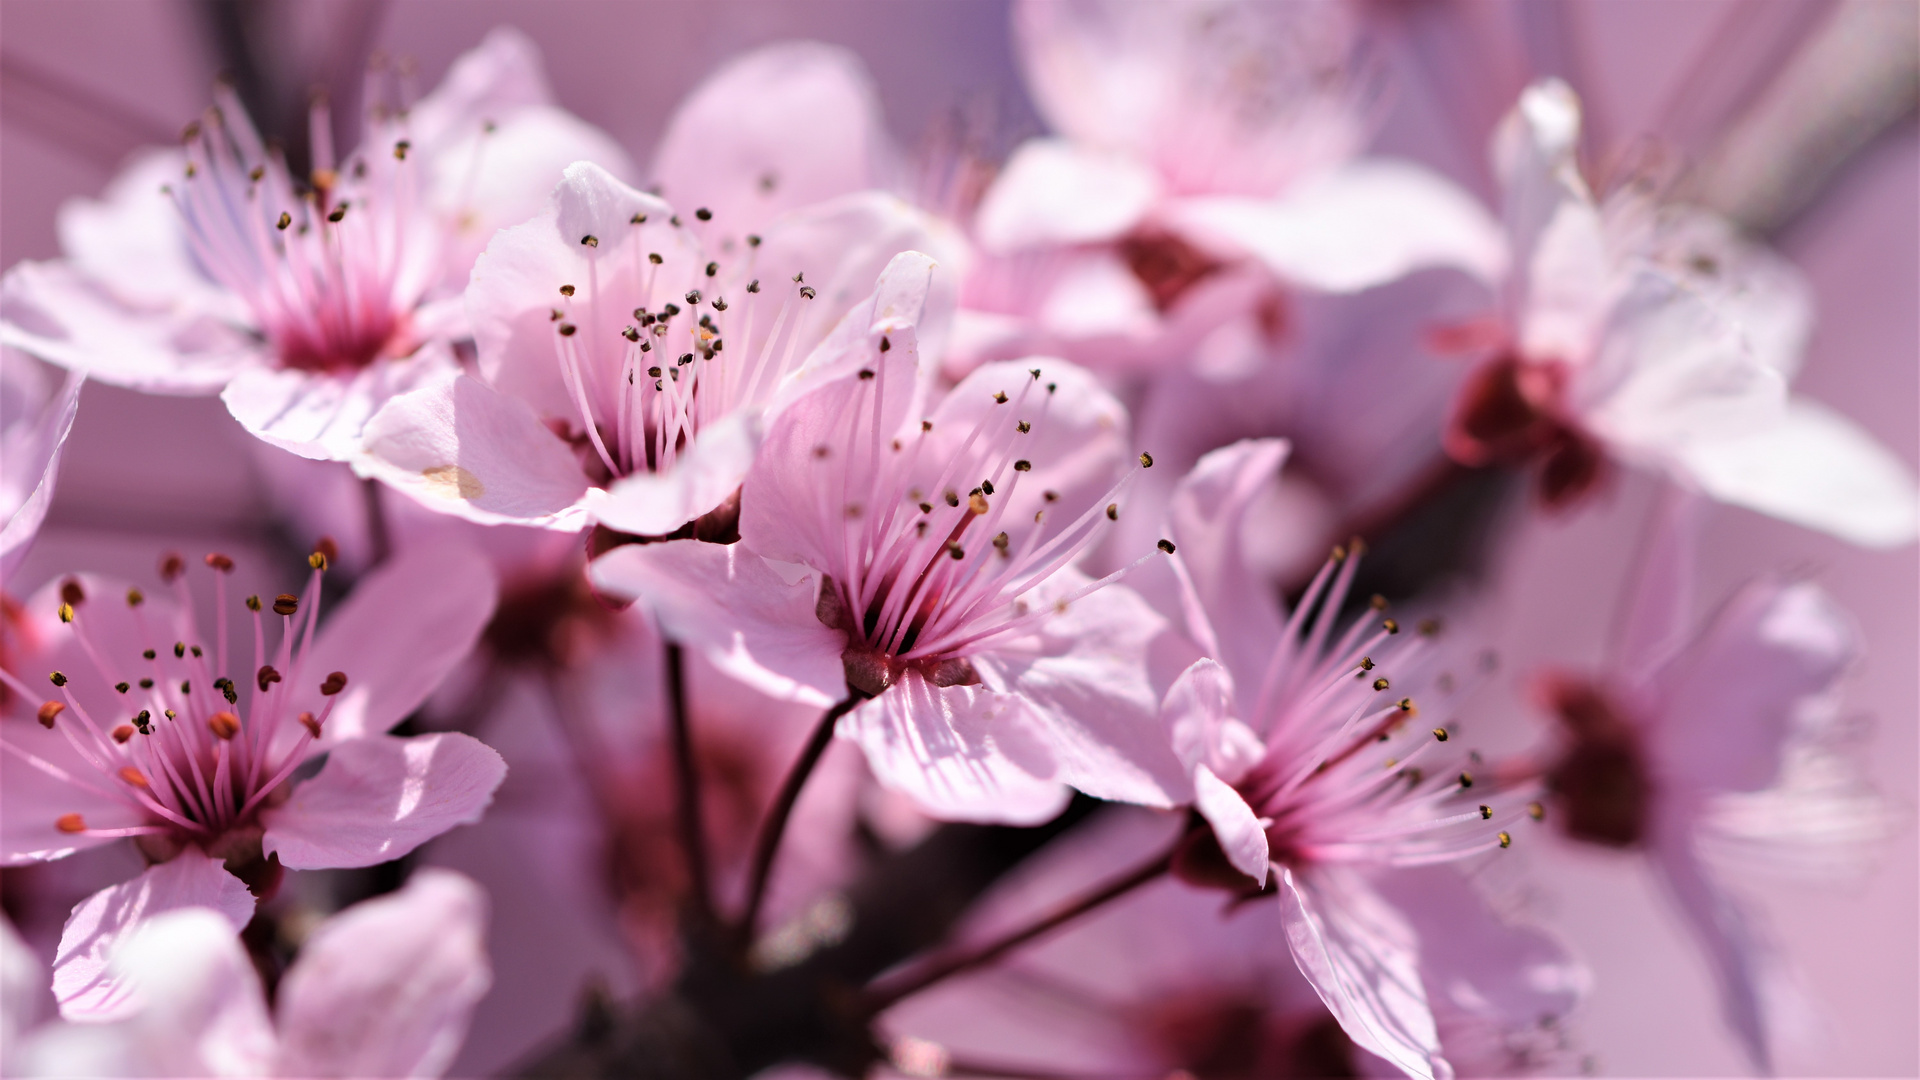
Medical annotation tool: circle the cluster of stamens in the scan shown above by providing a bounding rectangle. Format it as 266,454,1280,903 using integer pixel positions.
0,546,349,849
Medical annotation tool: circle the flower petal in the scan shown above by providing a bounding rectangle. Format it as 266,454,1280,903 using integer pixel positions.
262,733,507,870
355,373,592,529
222,346,457,461
1676,397,1920,548
92,908,276,1077
274,869,491,1079
1608,489,1703,684
593,406,762,535
652,41,891,247
837,672,1072,825
1279,867,1446,1080
974,138,1161,253
1167,160,1508,292
1192,764,1268,882
1164,439,1290,704
301,540,499,742
1648,820,1780,1074
52,850,254,1020
589,541,845,708
1,353,83,578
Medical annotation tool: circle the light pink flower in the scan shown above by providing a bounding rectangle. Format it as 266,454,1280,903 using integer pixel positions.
1524,496,1889,1072
0,28,631,461
1,349,83,578
8,869,490,1078
591,256,1187,823
949,0,1505,373
356,43,947,535
1144,439,1543,1079
0,544,503,1019
1442,79,1917,545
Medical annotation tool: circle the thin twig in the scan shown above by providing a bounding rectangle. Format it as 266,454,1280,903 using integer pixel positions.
664,641,716,927
861,840,1176,1012
735,693,863,943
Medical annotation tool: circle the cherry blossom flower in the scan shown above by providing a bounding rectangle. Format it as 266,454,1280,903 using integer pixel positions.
355,42,947,535
949,0,1506,373
1144,439,1545,1079
0,28,631,460
1519,496,1889,1072
591,253,1187,823
0,543,503,1018
7,869,490,1078
1440,79,1917,545
1,349,83,578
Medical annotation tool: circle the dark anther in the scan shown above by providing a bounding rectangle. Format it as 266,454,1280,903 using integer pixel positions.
276,212,292,230
630,212,647,224
126,588,144,606
705,262,718,277
1433,728,1449,742
560,284,576,297
160,553,186,581
858,369,875,380
393,140,411,160
37,701,64,727
1479,805,1493,819
272,594,299,616
205,552,235,572
1106,504,1119,521
1016,421,1031,433
208,711,240,740
1139,452,1155,468
581,234,599,247
1157,539,1177,554
257,665,283,692
246,595,262,612
992,391,1009,403
648,252,663,265
1014,460,1031,471
747,279,761,293
1498,831,1512,848
879,337,891,352
712,298,727,311
558,323,578,337
695,207,712,221
747,234,762,247
1458,772,1474,789
328,204,347,223
686,290,703,305
60,579,85,606
115,682,130,694
1383,619,1400,634
320,671,349,696
143,649,156,660
1373,678,1390,691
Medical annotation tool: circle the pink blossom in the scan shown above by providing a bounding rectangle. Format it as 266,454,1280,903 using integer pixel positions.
1144,439,1546,1078
356,43,947,535
1,349,83,578
949,0,1505,373
591,254,1187,823
1442,79,1917,545
0,29,631,461
0,544,504,1018
7,869,490,1078
1522,496,1889,1072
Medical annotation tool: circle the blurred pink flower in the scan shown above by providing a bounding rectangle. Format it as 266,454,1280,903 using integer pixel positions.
0,349,83,578
949,0,1505,374
1443,79,1917,545
355,43,949,535
0,29,630,460
1524,496,1890,1071
0,544,503,1019
8,869,490,1078
593,254,1186,823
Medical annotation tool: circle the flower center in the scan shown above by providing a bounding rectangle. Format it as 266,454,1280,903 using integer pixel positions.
1444,353,1606,507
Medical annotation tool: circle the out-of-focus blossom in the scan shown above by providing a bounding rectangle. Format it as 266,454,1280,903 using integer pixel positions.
0,544,503,1018
1,349,83,579
356,43,948,535
1520,496,1890,1072
593,252,1186,823
1144,439,1549,1079
0,29,631,461
9,869,490,1078
949,0,1505,374
1441,79,1918,545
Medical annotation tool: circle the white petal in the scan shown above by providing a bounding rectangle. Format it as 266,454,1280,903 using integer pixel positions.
1192,764,1268,882
99,908,275,1078
222,347,457,461
974,138,1160,253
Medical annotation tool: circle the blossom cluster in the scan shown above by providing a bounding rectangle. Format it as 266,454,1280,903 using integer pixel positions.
1,3,1913,1078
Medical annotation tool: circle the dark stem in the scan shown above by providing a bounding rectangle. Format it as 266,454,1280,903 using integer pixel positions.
735,693,863,943
664,642,716,928
860,838,1176,1012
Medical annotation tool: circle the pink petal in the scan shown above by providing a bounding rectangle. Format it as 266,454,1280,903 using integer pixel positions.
302,541,499,743
355,374,592,529
593,407,763,536
1649,819,1779,1074
1165,439,1290,706
1162,658,1262,785
55,148,233,312
973,138,1161,253
0,729,143,866
1193,764,1268,883
652,41,891,246
3,915,44,1046
1279,867,1446,1080
1169,160,1506,292
404,27,555,148
764,249,941,421
1649,579,1857,796
221,344,458,461
52,849,254,1020
262,733,506,870
1,353,82,578
274,869,491,1079
589,541,845,709
1676,397,1920,548
837,672,1072,825
92,908,277,1076
1609,488,1702,684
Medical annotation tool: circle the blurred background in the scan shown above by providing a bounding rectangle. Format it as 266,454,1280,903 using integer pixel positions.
1,2,1913,1075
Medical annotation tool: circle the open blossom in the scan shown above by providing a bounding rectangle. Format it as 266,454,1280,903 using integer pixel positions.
1518,497,1889,1072
1440,79,1918,545
0,29,630,461
592,253,1187,823
356,43,946,535
7,869,490,1078
950,0,1505,373
1146,439,1548,1080
1,349,83,578
0,544,503,1018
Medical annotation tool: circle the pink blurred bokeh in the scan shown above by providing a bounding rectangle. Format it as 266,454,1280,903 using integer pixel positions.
2,1,1912,1075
